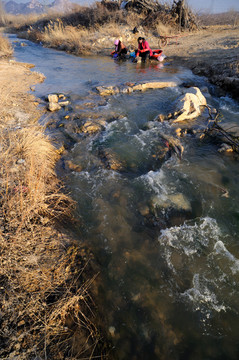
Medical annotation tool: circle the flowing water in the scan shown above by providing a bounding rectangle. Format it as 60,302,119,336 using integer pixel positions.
10,35,239,359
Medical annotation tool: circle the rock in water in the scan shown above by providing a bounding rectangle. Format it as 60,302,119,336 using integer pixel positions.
172,87,207,123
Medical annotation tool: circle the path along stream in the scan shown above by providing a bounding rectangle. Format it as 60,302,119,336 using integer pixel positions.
11,35,239,359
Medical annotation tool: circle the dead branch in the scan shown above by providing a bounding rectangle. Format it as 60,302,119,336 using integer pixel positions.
203,106,239,152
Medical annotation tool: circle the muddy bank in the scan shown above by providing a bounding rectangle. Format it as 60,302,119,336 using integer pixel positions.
0,59,105,359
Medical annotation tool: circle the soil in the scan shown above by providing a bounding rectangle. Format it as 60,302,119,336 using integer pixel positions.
162,25,239,98
0,59,45,127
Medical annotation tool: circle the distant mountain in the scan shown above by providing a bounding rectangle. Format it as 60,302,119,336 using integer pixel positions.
3,0,74,14
49,0,74,13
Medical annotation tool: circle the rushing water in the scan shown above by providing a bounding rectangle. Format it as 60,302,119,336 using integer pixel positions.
11,35,239,359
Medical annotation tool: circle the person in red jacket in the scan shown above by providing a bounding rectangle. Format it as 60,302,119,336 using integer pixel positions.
136,37,153,62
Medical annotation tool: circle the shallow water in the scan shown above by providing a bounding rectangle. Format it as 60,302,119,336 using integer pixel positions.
11,35,239,359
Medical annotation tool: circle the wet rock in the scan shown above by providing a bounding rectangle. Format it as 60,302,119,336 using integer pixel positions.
138,81,179,91
152,193,192,212
96,86,119,96
65,160,83,172
171,87,207,123
48,102,61,112
96,81,179,97
139,205,150,216
155,114,166,122
80,121,104,135
108,326,116,337
146,192,196,229
218,143,233,153
99,149,126,171
160,134,184,159
120,86,133,94
48,94,59,103
175,127,182,137
59,94,66,100
58,100,70,107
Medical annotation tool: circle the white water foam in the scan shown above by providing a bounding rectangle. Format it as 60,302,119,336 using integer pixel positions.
214,240,239,275
140,168,167,195
159,217,220,270
182,273,226,314
158,217,229,321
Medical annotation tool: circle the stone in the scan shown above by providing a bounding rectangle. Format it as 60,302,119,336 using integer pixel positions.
139,205,150,216
48,94,58,103
96,81,179,96
109,326,116,337
161,134,184,159
140,81,179,91
58,100,70,107
99,149,125,171
172,87,207,123
80,121,103,134
58,94,66,99
151,193,191,212
175,128,182,137
65,160,83,172
48,102,61,111
218,143,233,153
155,114,165,122
96,86,118,96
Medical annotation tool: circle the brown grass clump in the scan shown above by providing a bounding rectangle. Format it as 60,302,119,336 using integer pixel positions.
41,19,91,55
0,126,105,358
0,126,72,230
0,33,13,56
0,99,105,357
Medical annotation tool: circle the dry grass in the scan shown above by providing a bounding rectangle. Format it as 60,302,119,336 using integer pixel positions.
0,126,72,230
41,19,91,55
0,124,105,358
2,12,54,29
0,33,13,56
0,57,106,357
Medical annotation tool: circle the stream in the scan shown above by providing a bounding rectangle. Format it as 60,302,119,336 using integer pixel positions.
10,35,239,359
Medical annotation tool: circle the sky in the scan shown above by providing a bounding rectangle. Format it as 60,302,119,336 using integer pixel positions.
8,0,239,14
185,0,239,14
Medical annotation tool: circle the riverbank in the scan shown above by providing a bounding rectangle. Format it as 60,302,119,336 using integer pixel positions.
0,55,104,358
164,25,239,99
16,21,239,99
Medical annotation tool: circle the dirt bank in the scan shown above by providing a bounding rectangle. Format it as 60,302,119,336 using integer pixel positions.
0,59,104,359
163,25,239,98
17,21,239,99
